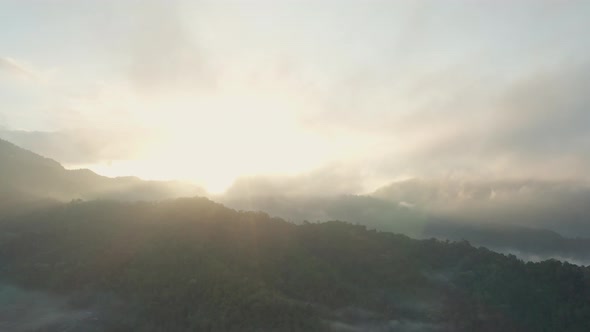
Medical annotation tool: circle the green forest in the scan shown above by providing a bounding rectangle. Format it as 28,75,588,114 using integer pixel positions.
1,197,589,331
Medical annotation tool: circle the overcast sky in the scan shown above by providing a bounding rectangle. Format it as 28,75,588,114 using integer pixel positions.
1,0,589,193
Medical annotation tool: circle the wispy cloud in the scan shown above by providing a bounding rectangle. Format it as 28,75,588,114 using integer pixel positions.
0,56,47,82
0,127,160,164
125,2,215,94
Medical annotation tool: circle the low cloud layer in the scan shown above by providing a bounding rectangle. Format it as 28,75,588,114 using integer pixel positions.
0,128,158,164
374,178,590,237
223,165,368,199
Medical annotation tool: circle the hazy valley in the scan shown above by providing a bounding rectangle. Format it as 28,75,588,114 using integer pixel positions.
2,138,590,331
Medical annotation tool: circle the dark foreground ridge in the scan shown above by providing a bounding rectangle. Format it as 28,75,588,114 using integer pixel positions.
1,197,589,331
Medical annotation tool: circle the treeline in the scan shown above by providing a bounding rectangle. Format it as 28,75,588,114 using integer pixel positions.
1,197,589,331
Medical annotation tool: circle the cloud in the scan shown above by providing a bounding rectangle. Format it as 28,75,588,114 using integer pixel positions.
223,164,367,199
219,57,590,197
0,127,159,164
419,64,590,177
0,56,46,82
374,177,590,237
285,1,590,183
304,61,590,183
2,0,590,194
124,2,215,94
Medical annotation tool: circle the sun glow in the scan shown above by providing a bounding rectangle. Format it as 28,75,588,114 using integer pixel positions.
69,88,375,194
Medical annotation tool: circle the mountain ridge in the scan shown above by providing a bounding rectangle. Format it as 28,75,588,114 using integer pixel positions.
0,137,205,210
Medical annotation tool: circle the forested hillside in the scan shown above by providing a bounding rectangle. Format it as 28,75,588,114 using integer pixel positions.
220,190,590,264
1,197,589,331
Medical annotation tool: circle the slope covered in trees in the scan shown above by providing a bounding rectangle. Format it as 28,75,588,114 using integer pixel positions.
1,197,589,331
220,190,590,264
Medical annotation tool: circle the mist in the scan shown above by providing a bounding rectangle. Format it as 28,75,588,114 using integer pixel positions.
3,2,590,330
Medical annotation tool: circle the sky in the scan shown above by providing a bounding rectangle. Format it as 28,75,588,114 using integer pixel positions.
1,0,590,193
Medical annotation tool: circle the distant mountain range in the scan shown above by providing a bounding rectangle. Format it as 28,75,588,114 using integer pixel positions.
3,136,590,264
